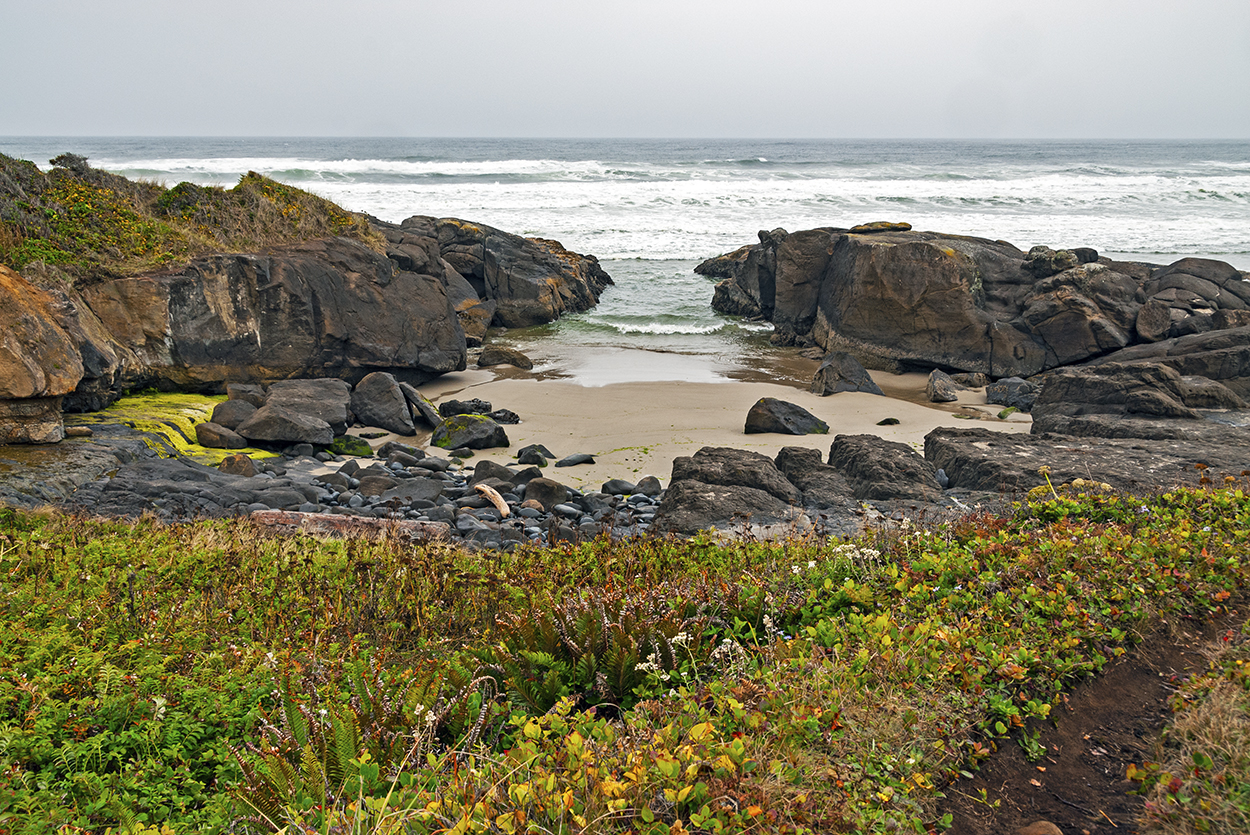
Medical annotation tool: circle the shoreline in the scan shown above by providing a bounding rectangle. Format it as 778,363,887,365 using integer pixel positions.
357,353,1031,490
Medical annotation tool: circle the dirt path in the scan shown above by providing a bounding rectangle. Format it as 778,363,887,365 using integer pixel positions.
939,608,1246,835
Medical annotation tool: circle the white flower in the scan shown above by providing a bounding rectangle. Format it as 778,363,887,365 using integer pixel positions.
807,561,816,569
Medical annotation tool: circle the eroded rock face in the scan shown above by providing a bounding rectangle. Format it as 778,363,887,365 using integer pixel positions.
1031,363,1204,421
393,216,613,329
0,266,84,443
703,226,1250,379
71,236,467,403
1086,326,1250,399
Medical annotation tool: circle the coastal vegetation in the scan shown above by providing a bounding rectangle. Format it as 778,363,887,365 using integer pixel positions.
0,153,383,286
1,480,1246,833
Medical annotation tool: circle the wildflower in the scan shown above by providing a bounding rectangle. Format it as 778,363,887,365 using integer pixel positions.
807,560,816,569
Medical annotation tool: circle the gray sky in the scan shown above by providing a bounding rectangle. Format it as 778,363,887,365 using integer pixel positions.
4,0,1248,138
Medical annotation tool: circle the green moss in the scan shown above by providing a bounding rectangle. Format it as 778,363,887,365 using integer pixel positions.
431,414,487,449
65,392,278,465
328,435,374,457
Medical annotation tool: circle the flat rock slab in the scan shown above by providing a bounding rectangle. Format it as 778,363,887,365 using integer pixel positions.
924,426,1250,494
250,510,450,540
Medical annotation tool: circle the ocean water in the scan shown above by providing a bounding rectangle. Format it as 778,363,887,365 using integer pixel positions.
5,137,1249,382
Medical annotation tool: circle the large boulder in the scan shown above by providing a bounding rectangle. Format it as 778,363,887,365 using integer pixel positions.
397,216,613,328
703,226,1249,379
1085,326,1250,400
926,370,960,403
773,446,853,509
668,446,802,504
652,480,799,536
478,346,534,370
210,398,256,430
810,351,884,396
430,414,509,450
709,226,1046,376
265,379,354,434
1031,363,1205,421
986,377,1038,412
350,371,415,435
1017,264,1142,367
235,405,334,446
744,398,829,435
0,266,85,443
1133,258,1250,342
398,382,442,429
827,434,943,501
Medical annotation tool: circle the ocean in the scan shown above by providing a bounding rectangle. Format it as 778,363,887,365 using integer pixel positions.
4,137,1249,384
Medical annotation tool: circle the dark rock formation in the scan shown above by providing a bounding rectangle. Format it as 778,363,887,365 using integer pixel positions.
668,447,801,505
773,446,853,509
1031,363,1206,422
827,434,942,501
652,480,796,535
265,379,353,435
439,398,493,418
702,224,1249,380
1085,326,1250,399
399,382,442,430
478,346,534,370
350,371,415,435
986,377,1038,412
810,352,884,396
194,421,247,449
524,477,568,511
925,426,1250,495
926,370,960,403
210,398,256,430
430,415,509,450
744,398,829,435
235,405,335,447
0,266,84,443
390,216,613,329
71,236,467,402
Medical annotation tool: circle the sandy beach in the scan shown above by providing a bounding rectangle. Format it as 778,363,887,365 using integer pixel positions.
355,348,1032,490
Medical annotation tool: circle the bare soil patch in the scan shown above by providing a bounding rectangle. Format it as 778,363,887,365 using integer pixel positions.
940,608,1247,835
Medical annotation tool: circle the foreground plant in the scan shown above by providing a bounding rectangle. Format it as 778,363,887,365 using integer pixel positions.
1,480,1247,833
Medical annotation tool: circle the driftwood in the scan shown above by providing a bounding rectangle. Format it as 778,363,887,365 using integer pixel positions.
250,510,451,540
474,483,511,517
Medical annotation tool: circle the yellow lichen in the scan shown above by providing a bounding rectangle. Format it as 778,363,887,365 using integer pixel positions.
65,391,278,465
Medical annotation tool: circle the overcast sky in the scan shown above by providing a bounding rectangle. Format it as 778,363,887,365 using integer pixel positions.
4,0,1248,138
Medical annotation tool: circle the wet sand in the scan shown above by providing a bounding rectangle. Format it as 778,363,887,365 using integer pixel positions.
356,349,1030,490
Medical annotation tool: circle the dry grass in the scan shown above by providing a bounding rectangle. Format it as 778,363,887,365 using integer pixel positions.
1138,626,1250,834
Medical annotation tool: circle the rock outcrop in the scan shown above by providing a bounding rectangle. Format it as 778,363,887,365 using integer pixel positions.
702,224,1250,381
386,216,613,330
0,266,84,443
71,236,467,401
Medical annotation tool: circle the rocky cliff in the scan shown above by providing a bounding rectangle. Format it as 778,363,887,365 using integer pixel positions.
0,155,612,443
